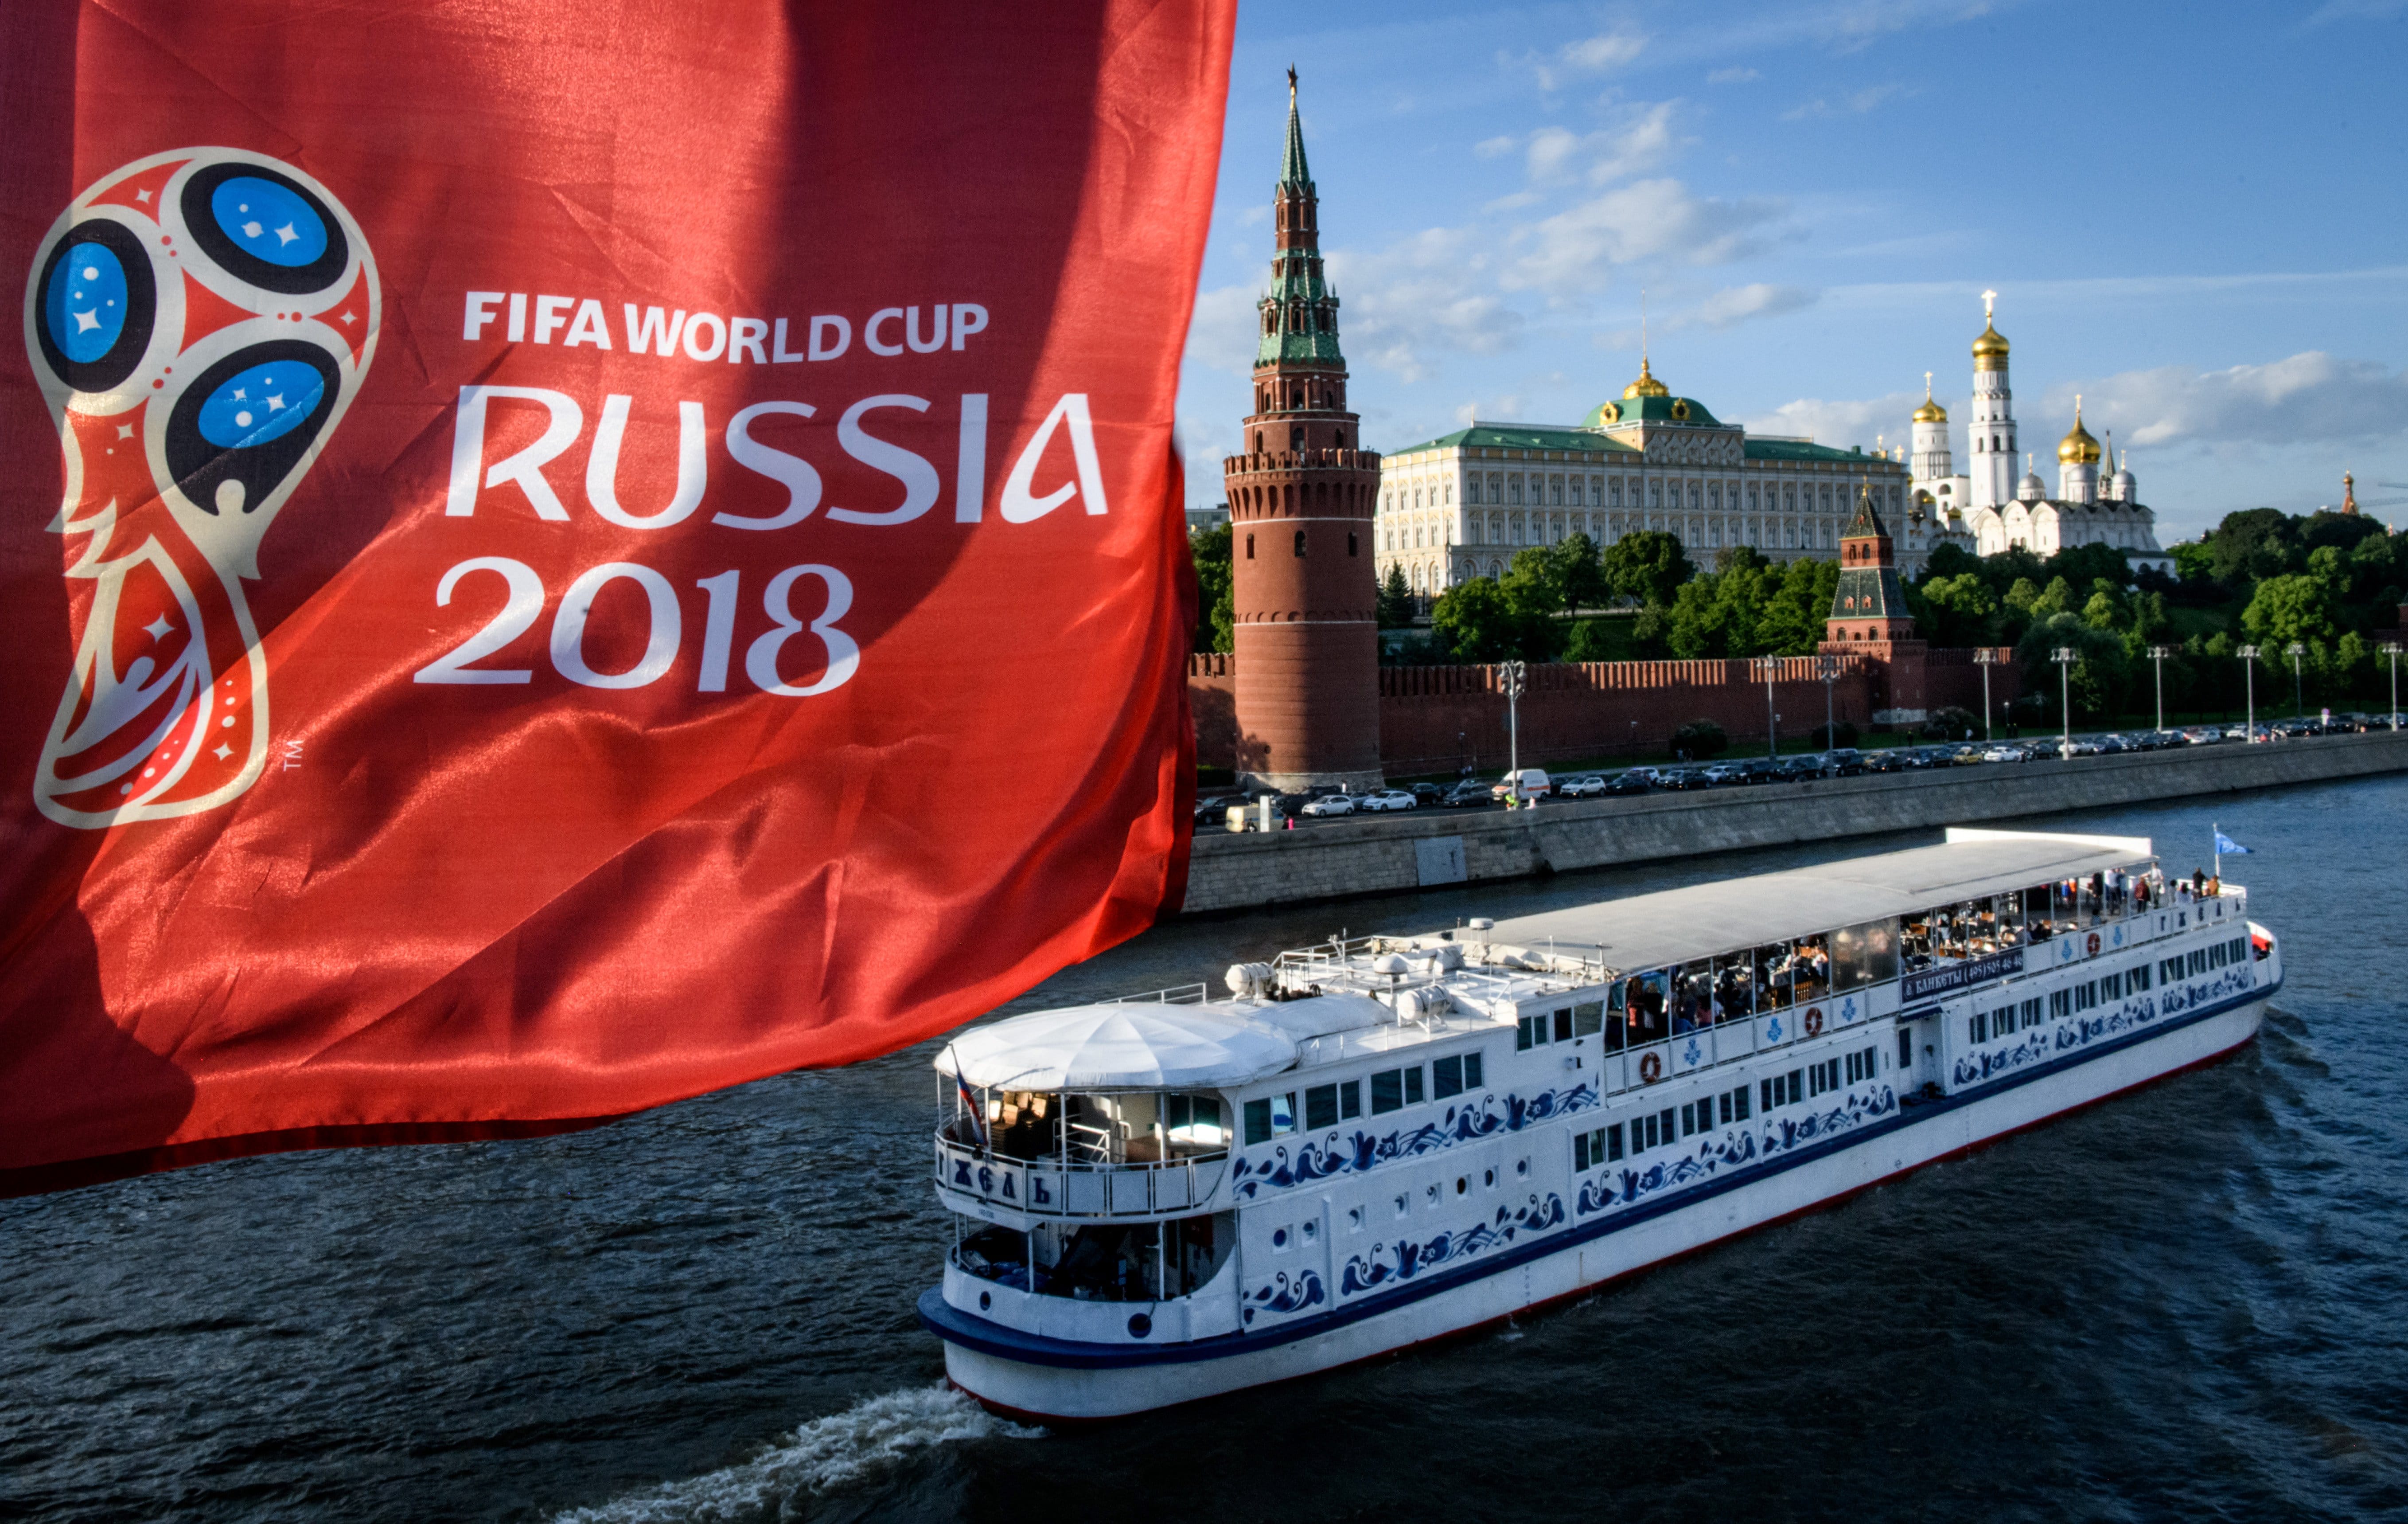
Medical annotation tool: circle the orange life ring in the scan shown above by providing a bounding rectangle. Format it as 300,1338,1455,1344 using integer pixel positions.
2086,931,2101,957
1639,1051,1664,1083
1804,1006,1825,1037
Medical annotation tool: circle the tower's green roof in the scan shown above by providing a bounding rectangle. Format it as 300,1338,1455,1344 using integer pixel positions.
1279,84,1312,190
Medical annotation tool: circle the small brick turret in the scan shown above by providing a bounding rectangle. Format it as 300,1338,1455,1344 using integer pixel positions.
1822,483,1928,723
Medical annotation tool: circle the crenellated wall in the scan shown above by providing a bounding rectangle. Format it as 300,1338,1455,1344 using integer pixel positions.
1189,649,2022,776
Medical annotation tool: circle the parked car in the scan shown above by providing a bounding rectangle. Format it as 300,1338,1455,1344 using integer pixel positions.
1491,768,1552,803
1409,782,1446,805
1298,793,1356,817
2182,727,2223,745
1359,789,1419,813
1772,755,1826,783
1601,770,1653,795
1698,762,1748,786
1442,781,1493,807
1825,748,1865,776
1192,792,1250,825
1556,774,1607,798
1864,750,1908,774
1981,742,2028,763
1653,766,1707,790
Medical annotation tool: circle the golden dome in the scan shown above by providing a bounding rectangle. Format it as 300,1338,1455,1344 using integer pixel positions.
1623,356,1670,399
2057,399,2101,465
1971,291,2008,371
1913,392,1947,423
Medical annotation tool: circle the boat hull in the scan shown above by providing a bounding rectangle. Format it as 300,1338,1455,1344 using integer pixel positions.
931,989,2269,1420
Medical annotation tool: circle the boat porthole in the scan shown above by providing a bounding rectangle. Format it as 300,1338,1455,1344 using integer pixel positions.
1273,1227,1288,1248
1128,1313,1152,1338
1517,1159,1529,1176
1484,1168,1495,1187
1456,1176,1467,1195
1303,1220,1317,1240
978,1291,991,1311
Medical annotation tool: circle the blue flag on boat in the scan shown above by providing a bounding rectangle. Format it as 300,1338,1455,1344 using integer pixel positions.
2214,831,2252,856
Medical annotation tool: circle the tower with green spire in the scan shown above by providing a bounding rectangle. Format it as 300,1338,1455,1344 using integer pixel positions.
1223,69,1384,792
1823,481,1929,722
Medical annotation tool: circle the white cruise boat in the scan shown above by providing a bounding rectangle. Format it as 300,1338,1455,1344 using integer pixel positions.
919,829,2279,1419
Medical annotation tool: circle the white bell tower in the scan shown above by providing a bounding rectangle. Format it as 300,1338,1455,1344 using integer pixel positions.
1967,291,2018,510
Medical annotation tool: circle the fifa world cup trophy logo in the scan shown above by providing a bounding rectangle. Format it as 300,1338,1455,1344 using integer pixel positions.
22,148,378,828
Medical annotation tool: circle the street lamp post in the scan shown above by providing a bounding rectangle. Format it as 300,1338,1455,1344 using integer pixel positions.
1816,653,1839,750
1759,658,1778,759
2052,647,2076,760
2286,641,2306,719
2381,642,2402,731
2237,645,2260,740
1974,647,1996,742
1501,659,1526,809
2147,645,2172,732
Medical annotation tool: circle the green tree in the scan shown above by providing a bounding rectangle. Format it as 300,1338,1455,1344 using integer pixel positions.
2030,576,2076,617
1551,531,1612,612
1188,524,1232,653
2205,507,2299,585
2018,612,2128,722
1664,547,1777,658
1754,557,1842,655
1376,564,1415,629
1919,572,1999,646
1431,576,1553,663
1601,530,1694,609
2240,573,2341,649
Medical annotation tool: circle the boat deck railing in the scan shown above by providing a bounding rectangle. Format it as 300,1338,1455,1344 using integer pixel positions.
935,1129,1232,1219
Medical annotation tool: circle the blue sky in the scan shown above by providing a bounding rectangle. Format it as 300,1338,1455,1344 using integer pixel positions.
1176,0,2408,542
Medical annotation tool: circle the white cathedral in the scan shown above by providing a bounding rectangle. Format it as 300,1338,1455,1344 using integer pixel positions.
1910,293,2175,577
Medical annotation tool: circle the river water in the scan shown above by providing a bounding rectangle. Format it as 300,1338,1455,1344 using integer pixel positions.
5,776,2404,1522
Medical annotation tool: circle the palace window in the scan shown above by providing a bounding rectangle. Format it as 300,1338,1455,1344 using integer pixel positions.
1748,485,1759,511
1609,479,1624,507
1510,477,1523,505
1551,477,1565,505
1649,481,1663,509
1466,478,1482,506
1708,482,1722,511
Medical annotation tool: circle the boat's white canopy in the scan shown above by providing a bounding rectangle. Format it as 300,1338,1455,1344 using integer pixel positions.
937,1000,1317,1090
1476,828,2155,973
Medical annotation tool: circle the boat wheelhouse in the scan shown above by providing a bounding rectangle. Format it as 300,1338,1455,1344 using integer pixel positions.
921,829,2279,1419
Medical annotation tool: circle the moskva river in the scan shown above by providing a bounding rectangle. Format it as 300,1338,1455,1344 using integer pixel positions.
6,775,2404,1522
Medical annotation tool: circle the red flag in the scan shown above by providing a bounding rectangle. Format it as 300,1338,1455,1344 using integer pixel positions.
0,0,1231,1193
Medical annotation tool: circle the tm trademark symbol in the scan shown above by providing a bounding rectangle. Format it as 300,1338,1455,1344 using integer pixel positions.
277,739,304,772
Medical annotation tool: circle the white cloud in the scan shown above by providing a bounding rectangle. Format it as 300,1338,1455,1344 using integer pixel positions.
1184,283,1260,378
1521,102,1680,186
1473,134,1518,159
1782,82,1908,119
1508,180,1791,294
1327,231,1526,383
1524,30,1650,89
2046,353,2408,451
1692,282,1820,328
1742,391,1923,452
1707,66,1762,83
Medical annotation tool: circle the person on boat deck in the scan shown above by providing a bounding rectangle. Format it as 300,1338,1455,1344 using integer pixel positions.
2206,874,2221,897
2192,868,2205,897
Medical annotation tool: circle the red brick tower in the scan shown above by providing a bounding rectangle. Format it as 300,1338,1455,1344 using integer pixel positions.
1822,483,1929,721
1222,70,1384,793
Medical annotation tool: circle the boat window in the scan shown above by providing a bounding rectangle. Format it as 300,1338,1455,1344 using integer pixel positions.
2100,970,2122,1000
1673,959,1715,1032
1574,1125,1622,1170
1304,1083,1340,1131
1165,1094,1226,1152
1432,1051,1485,1099
1242,1092,1297,1145
1753,945,1792,1009
1622,972,1669,1044
2128,964,2151,993
1516,1010,1551,1051
1711,955,1755,1019
1760,1069,1802,1110
1572,1001,1604,1037
1370,1066,1424,1114
1718,1084,1750,1124
1791,936,1831,1003
1995,892,2027,944
1831,918,1899,991
2049,989,2072,1018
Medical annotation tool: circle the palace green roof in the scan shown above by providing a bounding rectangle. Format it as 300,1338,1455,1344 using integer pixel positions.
1743,438,1882,463
1379,423,1644,457
1582,394,1725,428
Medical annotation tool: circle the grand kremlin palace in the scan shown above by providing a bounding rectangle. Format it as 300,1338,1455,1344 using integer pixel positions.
1373,360,1952,598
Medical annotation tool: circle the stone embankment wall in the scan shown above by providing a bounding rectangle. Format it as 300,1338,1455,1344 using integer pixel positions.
1180,730,2408,915
1188,649,2020,776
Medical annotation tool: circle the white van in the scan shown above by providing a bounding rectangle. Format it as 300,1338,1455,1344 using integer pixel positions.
1490,768,1551,804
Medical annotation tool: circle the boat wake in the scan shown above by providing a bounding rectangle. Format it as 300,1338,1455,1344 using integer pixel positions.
552,1384,1042,1523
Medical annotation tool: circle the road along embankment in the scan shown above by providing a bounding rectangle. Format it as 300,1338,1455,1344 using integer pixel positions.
1179,731,2408,915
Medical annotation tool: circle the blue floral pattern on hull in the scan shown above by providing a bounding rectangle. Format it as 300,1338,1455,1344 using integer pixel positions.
1232,1084,1598,1200
1574,1085,1898,1220
1338,1193,1568,1296
1952,968,2253,1088
1241,1269,1327,1324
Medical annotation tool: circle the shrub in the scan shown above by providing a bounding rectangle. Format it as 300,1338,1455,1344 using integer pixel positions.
1919,705,1979,740
1669,719,1729,759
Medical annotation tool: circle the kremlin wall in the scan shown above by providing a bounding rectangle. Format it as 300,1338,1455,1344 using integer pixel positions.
1189,647,2020,778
